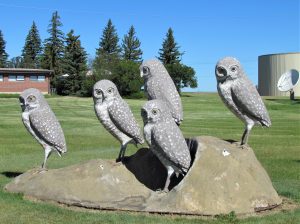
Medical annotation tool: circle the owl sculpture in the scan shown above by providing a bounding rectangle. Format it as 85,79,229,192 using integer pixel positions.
141,99,191,192
19,88,67,169
93,80,144,162
140,59,183,125
215,57,271,145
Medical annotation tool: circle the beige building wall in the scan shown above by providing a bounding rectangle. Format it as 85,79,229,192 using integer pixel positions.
258,52,300,96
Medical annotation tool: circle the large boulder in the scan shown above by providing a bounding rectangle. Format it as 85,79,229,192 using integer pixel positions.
5,136,282,215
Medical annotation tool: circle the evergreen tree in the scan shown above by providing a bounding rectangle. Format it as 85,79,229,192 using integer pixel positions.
41,11,65,87
158,28,182,64
95,19,120,62
158,28,197,93
22,21,42,68
0,30,9,67
89,20,144,97
57,30,87,95
121,25,142,62
7,56,24,68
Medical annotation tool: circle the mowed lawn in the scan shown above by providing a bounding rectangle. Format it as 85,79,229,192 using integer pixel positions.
0,93,299,224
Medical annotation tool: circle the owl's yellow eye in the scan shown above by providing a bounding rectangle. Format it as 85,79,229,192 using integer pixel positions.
231,66,237,72
95,89,102,95
151,109,158,115
27,95,36,102
107,88,113,94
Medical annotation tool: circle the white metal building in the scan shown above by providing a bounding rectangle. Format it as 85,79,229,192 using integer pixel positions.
258,52,300,97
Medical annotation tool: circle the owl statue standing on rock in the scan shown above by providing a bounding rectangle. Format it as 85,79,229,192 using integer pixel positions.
19,88,67,169
140,59,183,125
93,80,144,162
141,99,191,192
215,57,271,145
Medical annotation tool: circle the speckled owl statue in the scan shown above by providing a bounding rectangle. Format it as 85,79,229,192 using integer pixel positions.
19,88,67,169
141,99,191,192
93,80,144,162
140,59,183,125
215,57,271,145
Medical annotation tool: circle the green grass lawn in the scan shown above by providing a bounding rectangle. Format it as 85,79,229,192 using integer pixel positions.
0,93,299,224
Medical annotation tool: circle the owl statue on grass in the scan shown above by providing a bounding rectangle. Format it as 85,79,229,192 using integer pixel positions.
141,99,191,192
93,80,144,162
19,88,67,169
140,59,183,125
215,57,271,145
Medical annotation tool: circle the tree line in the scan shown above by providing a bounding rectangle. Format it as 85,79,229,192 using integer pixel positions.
0,11,197,96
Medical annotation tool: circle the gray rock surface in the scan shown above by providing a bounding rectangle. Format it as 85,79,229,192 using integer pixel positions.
5,136,282,215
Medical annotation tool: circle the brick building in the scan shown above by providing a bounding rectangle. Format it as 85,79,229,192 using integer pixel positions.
0,68,52,94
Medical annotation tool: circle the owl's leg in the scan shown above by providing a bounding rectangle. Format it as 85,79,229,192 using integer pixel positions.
163,166,175,192
42,146,52,169
116,139,132,162
241,122,254,145
116,144,127,162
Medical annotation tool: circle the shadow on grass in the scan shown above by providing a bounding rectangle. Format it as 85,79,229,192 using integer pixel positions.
123,138,198,191
181,94,194,98
1,171,23,178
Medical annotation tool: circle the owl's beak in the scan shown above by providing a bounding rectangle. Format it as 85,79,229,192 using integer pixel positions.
19,96,26,111
141,109,149,123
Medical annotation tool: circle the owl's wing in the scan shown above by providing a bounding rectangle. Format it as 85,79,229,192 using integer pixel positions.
151,123,190,170
231,78,271,126
147,77,183,123
107,99,144,143
29,108,67,152
160,77,183,123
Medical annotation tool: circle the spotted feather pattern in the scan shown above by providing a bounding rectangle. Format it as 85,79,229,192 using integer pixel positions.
148,120,191,173
142,59,183,124
107,98,144,144
29,108,67,152
216,57,271,127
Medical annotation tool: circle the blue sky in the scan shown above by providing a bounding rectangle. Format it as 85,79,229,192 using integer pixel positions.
0,0,299,92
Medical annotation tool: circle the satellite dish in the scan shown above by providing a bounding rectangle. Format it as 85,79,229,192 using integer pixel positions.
277,69,299,92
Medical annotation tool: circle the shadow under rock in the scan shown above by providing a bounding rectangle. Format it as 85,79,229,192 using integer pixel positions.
1,171,23,178
123,138,198,191
224,139,239,144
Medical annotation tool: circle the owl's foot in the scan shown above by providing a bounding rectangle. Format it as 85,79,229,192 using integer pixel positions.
32,168,48,175
235,142,249,149
155,188,168,194
232,141,248,149
115,157,122,163
240,144,250,149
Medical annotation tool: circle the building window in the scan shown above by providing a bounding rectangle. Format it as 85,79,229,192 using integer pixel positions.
38,75,45,81
9,75,24,81
8,75,17,81
30,76,38,81
0,75,3,81
30,75,46,82
17,75,24,81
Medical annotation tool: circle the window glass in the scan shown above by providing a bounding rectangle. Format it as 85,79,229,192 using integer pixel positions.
0,75,3,81
17,75,24,81
30,76,38,81
8,75,17,81
38,75,45,81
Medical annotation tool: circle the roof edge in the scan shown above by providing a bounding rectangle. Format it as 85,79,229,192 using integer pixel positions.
0,68,53,74
258,52,300,58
